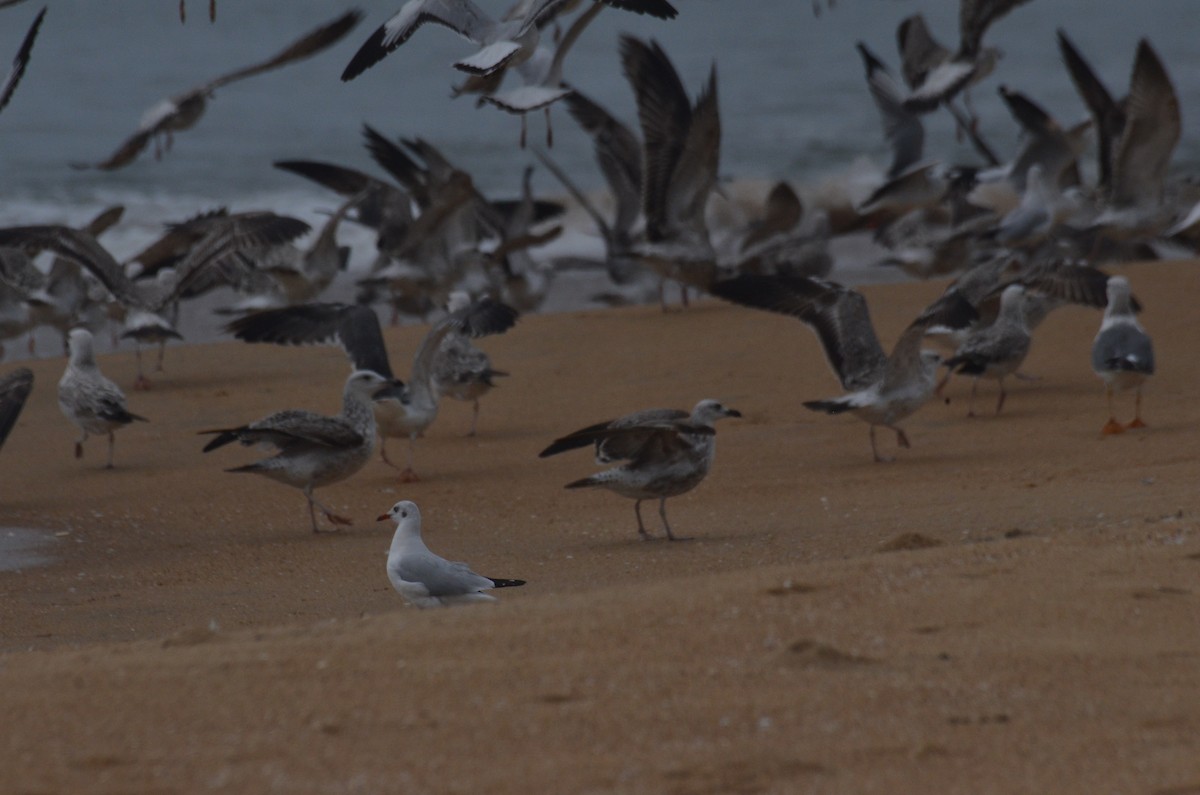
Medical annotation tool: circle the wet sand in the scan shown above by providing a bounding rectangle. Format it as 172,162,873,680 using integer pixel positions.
1,261,1198,793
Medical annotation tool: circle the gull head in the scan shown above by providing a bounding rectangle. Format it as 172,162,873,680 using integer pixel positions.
377,499,420,526
691,399,743,426
345,369,393,399
1105,276,1134,315
67,327,98,367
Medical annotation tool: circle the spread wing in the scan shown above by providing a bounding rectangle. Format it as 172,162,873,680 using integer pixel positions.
224,302,395,379
0,367,33,451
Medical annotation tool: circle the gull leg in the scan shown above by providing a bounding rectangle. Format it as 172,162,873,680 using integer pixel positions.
869,425,894,463
966,378,979,418
680,283,690,308
634,500,652,540
659,498,689,542
397,435,420,483
379,436,400,469
305,486,351,533
106,432,115,469
133,345,152,391
934,369,952,398
179,0,185,22
75,431,87,460
1101,386,1123,435
209,0,216,21
156,340,167,372
658,278,669,312
519,116,527,149
893,426,911,450
545,107,553,148
1127,388,1147,429
995,377,1007,415
466,399,480,437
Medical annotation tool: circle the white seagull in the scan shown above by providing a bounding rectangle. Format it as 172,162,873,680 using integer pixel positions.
540,399,740,540
1092,275,1153,435
58,328,147,469
200,370,392,533
379,500,526,608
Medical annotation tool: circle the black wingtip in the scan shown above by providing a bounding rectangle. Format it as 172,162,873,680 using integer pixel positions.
342,23,388,82
488,578,526,589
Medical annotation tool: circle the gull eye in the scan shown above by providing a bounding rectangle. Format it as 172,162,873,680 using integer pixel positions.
400,510,408,518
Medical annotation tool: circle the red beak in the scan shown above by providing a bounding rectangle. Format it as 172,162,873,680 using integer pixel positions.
376,513,391,522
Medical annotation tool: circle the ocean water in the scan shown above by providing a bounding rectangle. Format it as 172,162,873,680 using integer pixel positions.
0,0,1196,345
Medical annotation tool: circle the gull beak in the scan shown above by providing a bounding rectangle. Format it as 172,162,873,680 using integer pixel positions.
726,408,743,418
376,513,391,522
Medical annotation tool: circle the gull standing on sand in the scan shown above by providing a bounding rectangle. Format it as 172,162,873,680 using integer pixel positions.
938,283,1031,416
75,10,361,170
712,274,976,462
1092,275,1153,435
58,328,147,469
200,370,392,533
540,399,740,540
379,500,526,608
225,297,518,482
432,292,508,436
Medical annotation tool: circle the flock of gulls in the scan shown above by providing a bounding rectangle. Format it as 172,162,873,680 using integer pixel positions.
0,0,1184,607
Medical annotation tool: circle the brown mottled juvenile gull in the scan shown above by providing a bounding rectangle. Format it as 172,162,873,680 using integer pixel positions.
225,297,518,482
1092,275,1153,435
58,328,147,469
379,500,526,608
540,399,740,541
938,283,1031,416
712,273,976,462
200,370,391,533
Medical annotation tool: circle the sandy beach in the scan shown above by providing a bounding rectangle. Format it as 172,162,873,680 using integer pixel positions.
1,261,1198,793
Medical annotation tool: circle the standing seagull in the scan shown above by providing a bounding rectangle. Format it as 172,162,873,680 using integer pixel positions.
58,329,147,469
938,283,1031,416
378,500,526,608
432,292,508,436
540,399,740,541
0,366,33,452
75,10,361,170
1092,276,1153,435
200,370,391,533
224,297,518,481
712,273,976,462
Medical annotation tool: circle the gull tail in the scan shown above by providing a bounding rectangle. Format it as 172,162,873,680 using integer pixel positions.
802,399,853,415
488,578,526,589
199,429,239,452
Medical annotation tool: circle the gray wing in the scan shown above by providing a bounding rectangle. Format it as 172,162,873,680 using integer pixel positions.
0,367,32,450
959,0,1033,56
857,43,924,179
710,273,888,391
1111,40,1180,208
1056,29,1123,192
0,6,43,115
564,89,642,236
392,552,494,597
896,13,948,89
1092,322,1154,376
273,159,414,232
0,225,144,308
998,86,1079,189
249,409,364,449
224,302,395,379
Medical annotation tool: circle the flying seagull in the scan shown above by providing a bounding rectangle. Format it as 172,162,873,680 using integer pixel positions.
75,9,361,170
